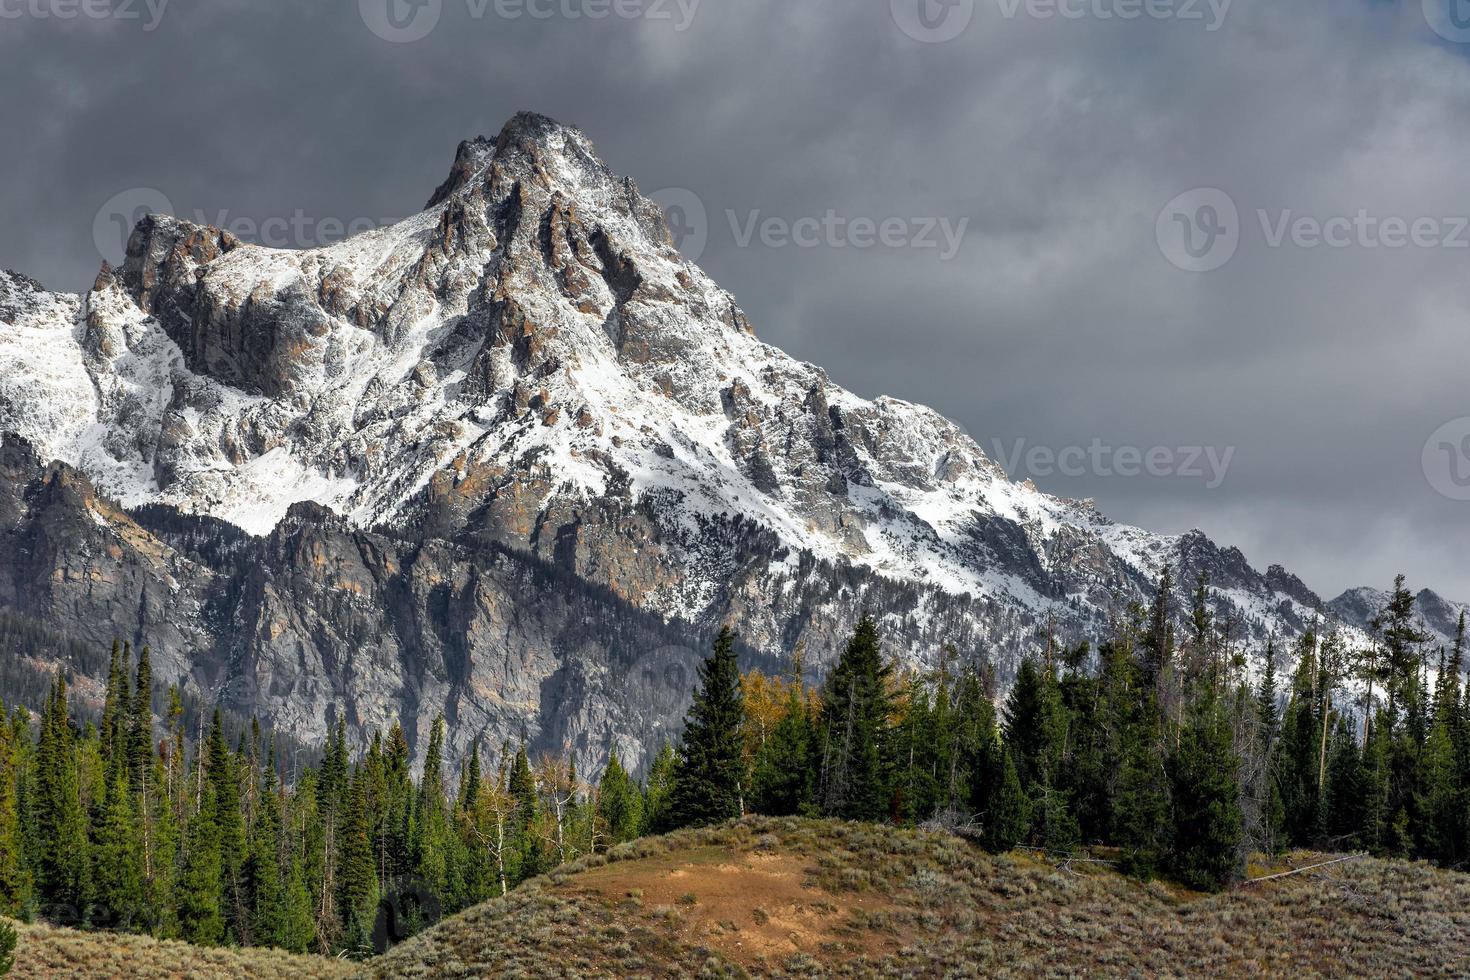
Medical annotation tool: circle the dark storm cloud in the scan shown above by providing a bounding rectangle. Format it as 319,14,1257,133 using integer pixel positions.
3,0,1468,600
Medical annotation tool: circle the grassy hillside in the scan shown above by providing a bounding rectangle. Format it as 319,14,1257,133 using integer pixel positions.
4,919,360,980
10,817,1470,978
372,817,1470,978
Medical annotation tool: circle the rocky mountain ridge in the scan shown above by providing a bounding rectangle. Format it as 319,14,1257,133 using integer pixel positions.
0,111,1400,768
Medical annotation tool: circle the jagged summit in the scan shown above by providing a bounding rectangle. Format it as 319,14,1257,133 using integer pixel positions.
0,112,1385,768
1329,585,1469,652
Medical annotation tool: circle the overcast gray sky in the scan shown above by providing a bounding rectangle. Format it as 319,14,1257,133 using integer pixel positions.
3,0,1469,602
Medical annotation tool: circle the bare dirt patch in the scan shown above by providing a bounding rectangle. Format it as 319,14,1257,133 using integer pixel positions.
562,845,898,968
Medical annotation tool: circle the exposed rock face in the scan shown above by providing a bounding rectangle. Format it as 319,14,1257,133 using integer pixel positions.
0,111,1374,770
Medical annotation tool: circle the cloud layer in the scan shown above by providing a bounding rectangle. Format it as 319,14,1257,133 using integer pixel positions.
3,0,1467,600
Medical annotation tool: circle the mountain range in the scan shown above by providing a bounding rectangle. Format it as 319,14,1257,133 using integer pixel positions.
0,112,1448,771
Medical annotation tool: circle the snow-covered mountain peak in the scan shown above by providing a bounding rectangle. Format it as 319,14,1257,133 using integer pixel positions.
0,112,1354,679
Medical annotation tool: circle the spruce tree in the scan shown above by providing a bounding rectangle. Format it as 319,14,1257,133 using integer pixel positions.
1168,704,1243,891
383,724,413,884
0,712,29,916
89,771,144,928
817,618,894,821
416,718,451,900
1418,713,1461,866
595,753,642,847
750,686,815,817
1322,718,1365,844
668,627,746,828
337,768,378,948
99,641,130,782
34,674,88,915
127,647,153,792
641,742,677,835
1114,711,1171,881
1141,568,1176,698
176,780,225,945
281,853,317,954
204,711,247,943
247,763,287,949
983,749,1029,854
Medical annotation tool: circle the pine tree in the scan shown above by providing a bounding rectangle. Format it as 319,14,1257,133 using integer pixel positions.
383,723,413,885
1257,640,1279,742
281,853,316,954
127,647,153,791
953,664,1001,821
1322,718,1365,844
204,711,248,943
750,685,815,817
0,710,29,916
1142,568,1176,700
34,674,88,915
596,753,642,848
89,770,145,928
337,767,377,947
99,641,130,782
668,627,746,828
415,717,455,904
1168,703,1243,891
1359,713,1393,855
247,763,287,949
641,741,677,835
459,741,482,814
1372,576,1430,732
983,749,1029,854
1004,656,1075,848
176,779,225,945
1114,710,1171,881
817,618,894,821
1418,710,1462,866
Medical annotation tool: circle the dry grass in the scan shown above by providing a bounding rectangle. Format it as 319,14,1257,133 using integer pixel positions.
5,918,361,979
371,817,1470,979
14,820,1470,978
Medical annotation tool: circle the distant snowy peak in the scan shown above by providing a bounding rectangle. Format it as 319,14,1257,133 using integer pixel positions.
1329,586,1469,653
0,111,1357,666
